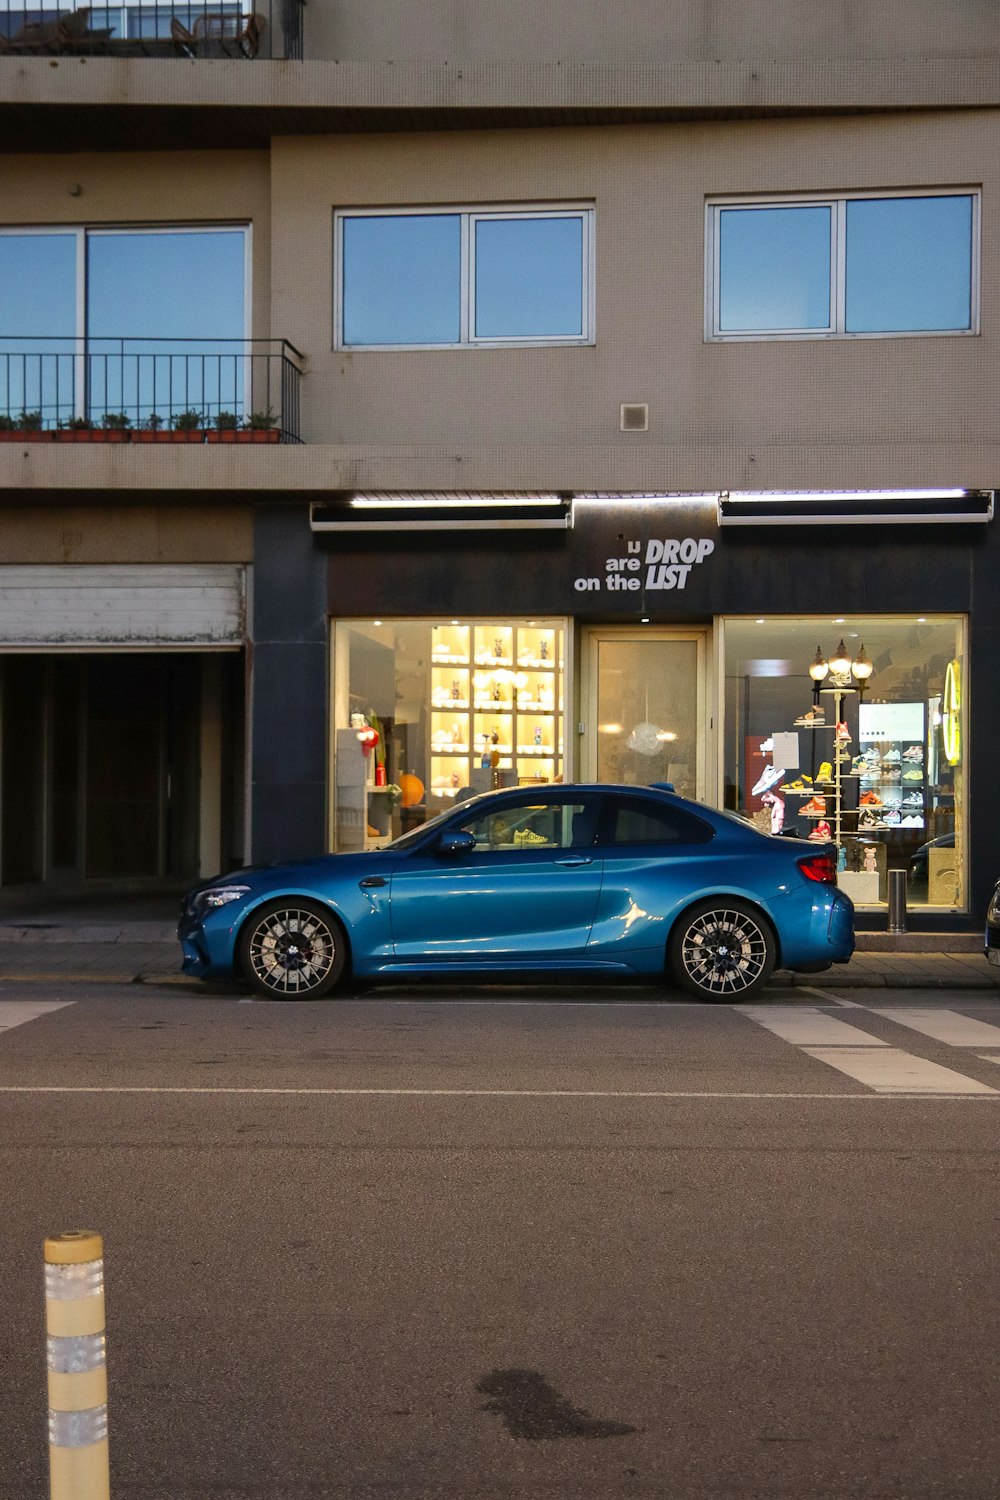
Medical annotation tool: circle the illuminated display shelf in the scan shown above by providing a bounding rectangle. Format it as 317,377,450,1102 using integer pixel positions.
427,623,564,802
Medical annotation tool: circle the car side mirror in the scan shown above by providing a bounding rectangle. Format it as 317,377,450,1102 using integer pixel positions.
437,830,476,856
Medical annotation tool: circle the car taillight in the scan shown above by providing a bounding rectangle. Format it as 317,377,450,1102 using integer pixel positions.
797,853,837,885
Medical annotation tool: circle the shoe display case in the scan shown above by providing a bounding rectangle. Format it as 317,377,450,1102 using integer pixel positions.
780,695,860,850
428,623,564,803
853,702,927,838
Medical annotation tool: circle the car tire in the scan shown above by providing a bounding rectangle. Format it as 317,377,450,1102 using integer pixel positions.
668,898,776,1002
238,898,346,1000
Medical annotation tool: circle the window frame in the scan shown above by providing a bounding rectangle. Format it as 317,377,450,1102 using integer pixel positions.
596,794,715,849
333,204,596,351
0,222,252,339
705,188,980,342
0,222,252,419
455,794,600,854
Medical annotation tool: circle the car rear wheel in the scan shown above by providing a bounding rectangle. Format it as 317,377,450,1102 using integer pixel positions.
239,899,346,1000
668,898,775,1001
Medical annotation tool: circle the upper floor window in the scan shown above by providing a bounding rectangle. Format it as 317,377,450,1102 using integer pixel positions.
0,225,248,426
335,206,594,349
706,190,978,340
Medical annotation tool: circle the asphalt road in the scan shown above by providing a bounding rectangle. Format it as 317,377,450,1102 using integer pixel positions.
2,976,1000,1499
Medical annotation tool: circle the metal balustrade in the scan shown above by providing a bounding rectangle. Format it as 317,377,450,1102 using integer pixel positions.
0,1,304,58
0,338,304,443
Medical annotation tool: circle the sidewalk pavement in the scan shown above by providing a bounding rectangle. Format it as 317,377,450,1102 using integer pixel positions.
0,920,996,990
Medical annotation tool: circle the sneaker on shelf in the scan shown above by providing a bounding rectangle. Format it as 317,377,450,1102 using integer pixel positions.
903,767,924,782
835,721,851,743
816,760,833,782
859,790,882,806
902,744,925,762
759,737,774,753
882,767,901,783
794,705,826,726
882,808,901,825
860,768,881,784
902,792,924,807
780,776,810,792
900,814,924,827
751,764,786,796
808,820,833,842
863,747,882,764
800,794,828,815
857,807,880,830
881,747,901,764
850,755,867,774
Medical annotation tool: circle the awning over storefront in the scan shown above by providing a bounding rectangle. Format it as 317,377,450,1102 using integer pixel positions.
311,489,995,532
310,494,572,530
717,490,995,525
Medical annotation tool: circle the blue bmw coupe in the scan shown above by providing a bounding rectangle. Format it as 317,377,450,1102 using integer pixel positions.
179,782,854,1002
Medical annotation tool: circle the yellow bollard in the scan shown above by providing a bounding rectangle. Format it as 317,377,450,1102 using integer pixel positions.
44,1231,110,1500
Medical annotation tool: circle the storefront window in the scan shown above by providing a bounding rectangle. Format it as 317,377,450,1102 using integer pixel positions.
331,618,567,852
723,616,966,909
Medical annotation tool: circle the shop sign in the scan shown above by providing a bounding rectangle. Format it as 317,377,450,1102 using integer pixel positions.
574,535,716,595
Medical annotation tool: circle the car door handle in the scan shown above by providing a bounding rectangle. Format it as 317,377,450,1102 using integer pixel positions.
359,875,387,889
555,855,594,867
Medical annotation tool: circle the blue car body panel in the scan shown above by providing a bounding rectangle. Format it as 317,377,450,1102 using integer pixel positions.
178,784,854,986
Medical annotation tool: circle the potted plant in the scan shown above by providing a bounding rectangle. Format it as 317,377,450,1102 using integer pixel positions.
168,409,207,444
206,410,241,444
97,411,132,443
0,414,40,441
3,411,52,443
132,413,169,444
241,408,281,444
54,416,95,443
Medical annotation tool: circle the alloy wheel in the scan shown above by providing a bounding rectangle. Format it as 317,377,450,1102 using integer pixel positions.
243,902,342,998
674,903,773,1000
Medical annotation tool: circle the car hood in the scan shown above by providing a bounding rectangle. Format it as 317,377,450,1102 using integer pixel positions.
185,850,398,900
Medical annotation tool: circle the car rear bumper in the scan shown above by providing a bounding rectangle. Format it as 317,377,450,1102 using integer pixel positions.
778,887,855,969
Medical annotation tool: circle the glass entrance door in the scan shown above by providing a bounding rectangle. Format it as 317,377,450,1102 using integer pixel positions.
583,629,709,801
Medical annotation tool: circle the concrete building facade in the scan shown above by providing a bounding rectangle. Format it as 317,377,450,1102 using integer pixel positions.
0,2,996,926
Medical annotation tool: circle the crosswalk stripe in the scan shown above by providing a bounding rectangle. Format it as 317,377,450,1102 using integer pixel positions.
735,1005,887,1046
869,1008,1000,1047
802,1046,997,1095
0,1000,72,1032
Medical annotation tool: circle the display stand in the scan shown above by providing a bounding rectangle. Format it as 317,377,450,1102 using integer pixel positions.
781,686,859,847
428,623,564,803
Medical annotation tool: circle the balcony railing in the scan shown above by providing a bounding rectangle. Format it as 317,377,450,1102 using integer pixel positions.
0,1,304,58
0,337,304,443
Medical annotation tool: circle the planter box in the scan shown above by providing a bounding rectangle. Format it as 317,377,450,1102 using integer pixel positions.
132,429,206,444
0,430,53,442
206,428,281,444
54,429,131,443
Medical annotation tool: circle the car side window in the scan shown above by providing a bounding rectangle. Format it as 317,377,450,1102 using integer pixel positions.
600,797,714,847
457,799,597,851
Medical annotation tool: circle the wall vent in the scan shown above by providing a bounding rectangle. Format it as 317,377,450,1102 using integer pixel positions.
619,402,649,433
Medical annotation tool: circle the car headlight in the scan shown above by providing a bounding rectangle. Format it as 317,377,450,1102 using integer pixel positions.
988,887,1000,924
192,885,251,915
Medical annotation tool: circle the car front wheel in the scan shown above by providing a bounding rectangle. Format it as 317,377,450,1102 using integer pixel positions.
239,899,346,1000
668,898,775,1001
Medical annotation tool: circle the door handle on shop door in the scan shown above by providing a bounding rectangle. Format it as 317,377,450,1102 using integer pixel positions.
555,856,594,867
359,875,387,889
